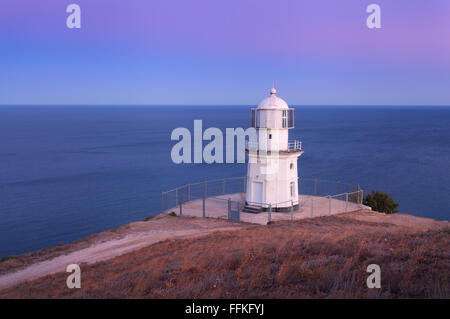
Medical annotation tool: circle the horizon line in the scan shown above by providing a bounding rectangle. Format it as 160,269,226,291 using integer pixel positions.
1,104,450,107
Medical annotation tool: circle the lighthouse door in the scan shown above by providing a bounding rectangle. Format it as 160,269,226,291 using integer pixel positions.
252,182,263,205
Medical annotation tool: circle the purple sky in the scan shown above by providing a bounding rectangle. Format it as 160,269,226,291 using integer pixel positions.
1,0,449,105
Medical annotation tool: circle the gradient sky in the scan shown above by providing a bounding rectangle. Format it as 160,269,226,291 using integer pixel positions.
1,0,449,105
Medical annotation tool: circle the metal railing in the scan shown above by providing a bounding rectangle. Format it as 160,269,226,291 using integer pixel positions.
245,140,302,152
287,140,302,152
162,177,247,213
161,177,364,224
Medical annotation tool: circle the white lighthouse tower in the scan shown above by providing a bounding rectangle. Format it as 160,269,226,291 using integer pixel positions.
245,88,303,212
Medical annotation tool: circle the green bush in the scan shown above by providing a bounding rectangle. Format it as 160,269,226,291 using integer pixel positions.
168,212,177,217
363,190,399,214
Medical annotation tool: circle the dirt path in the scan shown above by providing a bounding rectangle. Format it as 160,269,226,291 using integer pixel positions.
0,215,248,289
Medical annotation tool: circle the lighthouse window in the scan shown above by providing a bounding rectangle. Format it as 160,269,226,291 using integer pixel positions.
290,182,295,197
290,163,294,170
282,110,287,128
269,134,272,139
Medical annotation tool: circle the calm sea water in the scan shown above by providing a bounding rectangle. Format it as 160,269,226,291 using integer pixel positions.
0,105,449,257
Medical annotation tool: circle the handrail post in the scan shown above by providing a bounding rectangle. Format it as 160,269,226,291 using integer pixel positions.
314,179,317,195
237,202,240,222
357,184,361,205
328,195,332,216
310,198,314,217
179,193,183,216
204,181,208,198
268,204,272,223
175,187,178,208
187,184,190,202
223,178,226,194
290,200,294,221
202,197,206,218
228,198,231,220
345,192,349,212
359,189,364,207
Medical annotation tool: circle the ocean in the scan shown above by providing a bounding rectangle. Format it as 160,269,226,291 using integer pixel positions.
0,105,449,257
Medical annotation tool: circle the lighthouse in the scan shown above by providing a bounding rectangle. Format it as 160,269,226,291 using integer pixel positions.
245,88,303,212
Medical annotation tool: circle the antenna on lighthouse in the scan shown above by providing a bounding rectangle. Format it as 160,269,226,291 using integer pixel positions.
271,80,277,96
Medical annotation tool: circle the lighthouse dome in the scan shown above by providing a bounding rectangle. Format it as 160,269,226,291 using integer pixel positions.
257,88,289,109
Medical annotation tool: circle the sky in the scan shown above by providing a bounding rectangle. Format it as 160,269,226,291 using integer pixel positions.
1,0,449,106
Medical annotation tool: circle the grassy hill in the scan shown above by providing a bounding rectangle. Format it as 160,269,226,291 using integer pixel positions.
1,211,448,298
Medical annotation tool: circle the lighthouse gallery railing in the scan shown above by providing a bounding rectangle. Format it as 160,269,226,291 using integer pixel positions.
245,139,302,152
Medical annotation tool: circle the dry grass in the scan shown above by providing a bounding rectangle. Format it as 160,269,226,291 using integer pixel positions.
1,216,449,299
0,214,246,278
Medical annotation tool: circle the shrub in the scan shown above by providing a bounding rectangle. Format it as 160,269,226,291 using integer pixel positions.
168,212,177,217
363,190,399,214
0,255,18,263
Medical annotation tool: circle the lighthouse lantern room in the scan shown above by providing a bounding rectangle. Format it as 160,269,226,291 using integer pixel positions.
245,88,303,212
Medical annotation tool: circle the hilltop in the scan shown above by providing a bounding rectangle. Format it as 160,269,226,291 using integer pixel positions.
0,210,448,298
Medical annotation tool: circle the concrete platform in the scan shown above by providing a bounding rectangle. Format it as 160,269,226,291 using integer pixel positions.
165,193,365,225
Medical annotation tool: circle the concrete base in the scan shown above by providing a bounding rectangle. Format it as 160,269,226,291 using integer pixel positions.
243,203,300,213
164,193,366,225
